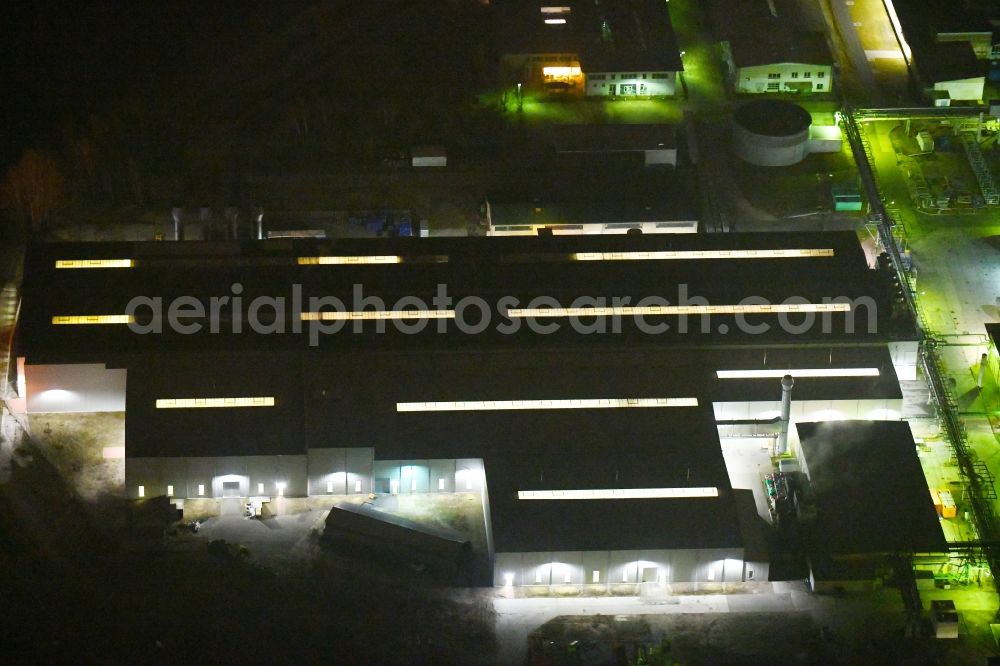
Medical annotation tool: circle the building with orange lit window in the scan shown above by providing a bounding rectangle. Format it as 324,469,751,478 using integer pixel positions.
496,0,682,97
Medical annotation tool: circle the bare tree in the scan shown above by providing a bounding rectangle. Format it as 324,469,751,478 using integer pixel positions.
2,150,64,234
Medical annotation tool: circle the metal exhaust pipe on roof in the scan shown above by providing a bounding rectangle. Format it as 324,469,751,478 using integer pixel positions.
776,374,794,456
171,207,184,241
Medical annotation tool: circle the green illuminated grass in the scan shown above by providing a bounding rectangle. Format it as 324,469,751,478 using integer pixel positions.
488,90,683,125
668,0,728,111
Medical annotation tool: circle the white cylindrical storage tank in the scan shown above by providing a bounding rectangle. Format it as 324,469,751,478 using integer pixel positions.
733,100,812,167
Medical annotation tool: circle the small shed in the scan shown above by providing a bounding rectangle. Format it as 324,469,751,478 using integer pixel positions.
411,145,447,168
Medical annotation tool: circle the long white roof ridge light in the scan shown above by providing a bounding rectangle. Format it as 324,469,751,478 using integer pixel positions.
301,310,455,321
55,259,134,268
156,397,275,409
297,255,449,265
52,315,135,325
298,255,402,265
507,303,851,318
397,397,698,412
518,487,719,500
571,249,834,261
717,368,880,379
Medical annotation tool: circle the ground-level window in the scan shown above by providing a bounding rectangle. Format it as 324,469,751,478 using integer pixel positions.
816,84,824,90
592,570,600,583
167,485,174,496
767,82,780,90
620,83,637,95
198,484,205,496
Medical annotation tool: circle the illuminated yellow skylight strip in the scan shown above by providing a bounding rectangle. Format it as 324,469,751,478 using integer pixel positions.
155,397,275,409
52,315,134,325
571,249,834,261
508,303,850,318
55,259,134,269
298,255,448,265
717,368,880,379
301,310,455,321
397,397,698,412
518,487,719,500
297,256,402,265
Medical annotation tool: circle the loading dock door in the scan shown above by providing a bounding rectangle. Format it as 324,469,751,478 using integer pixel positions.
222,481,241,497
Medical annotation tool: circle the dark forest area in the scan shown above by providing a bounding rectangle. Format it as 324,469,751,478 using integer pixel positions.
0,1,498,239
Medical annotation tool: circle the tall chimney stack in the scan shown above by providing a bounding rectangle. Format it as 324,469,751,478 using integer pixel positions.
777,374,795,455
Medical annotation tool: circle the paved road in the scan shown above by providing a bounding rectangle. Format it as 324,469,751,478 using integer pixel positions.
822,0,913,105
189,510,328,567
840,0,912,96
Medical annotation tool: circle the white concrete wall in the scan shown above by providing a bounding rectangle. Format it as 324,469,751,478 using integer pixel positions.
126,455,308,499
127,452,476,500
735,63,832,94
889,340,919,381
733,124,811,167
644,148,678,166
373,459,462,494
26,363,127,413
714,398,904,423
586,71,676,97
933,77,985,102
412,156,446,168
307,447,374,495
807,125,843,154
495,548,748,587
